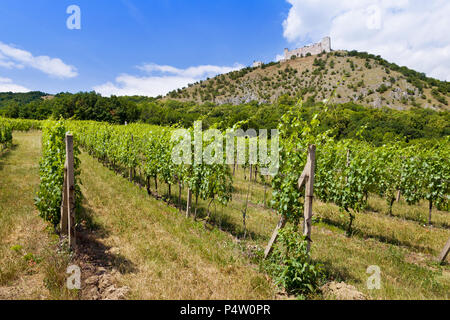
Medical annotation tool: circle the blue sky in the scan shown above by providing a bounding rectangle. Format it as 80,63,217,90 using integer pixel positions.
0,0,449,96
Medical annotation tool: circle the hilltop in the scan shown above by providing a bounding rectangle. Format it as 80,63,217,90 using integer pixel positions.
165,50,450,111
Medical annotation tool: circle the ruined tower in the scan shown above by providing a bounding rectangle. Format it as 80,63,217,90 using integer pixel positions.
283,37,332,60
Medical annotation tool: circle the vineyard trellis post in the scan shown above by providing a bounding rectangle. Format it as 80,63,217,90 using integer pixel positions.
60,160,68,235
186,188,192,218
60,133,76,250
301,145,315,252
264,144,316,258
439,238,450,264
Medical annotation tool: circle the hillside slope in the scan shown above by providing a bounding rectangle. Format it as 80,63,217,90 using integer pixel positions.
166,50,450,111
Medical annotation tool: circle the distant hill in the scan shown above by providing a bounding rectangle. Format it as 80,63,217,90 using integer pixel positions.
0,91,48,106
165,50,450,111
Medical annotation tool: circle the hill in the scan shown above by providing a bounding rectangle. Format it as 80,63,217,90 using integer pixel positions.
165,50,450,111
0,91,48,106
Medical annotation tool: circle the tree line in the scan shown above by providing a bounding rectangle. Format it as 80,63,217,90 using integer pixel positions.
0,91,448,146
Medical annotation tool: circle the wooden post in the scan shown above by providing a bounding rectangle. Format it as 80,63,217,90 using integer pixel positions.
129,134,134,182
428,200,433,226
186,188,192,218
178,181,182,213
439,238,450,264
60,164,68,235
303,145,315,252
264,215,286,259
396,190,401,202
264,144,316,258
66,133,76,250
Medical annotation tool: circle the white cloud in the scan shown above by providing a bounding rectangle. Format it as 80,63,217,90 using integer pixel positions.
137,63,243,78
0,77,30,93
94,63,244,97
282,0,450,81
0,42,78,78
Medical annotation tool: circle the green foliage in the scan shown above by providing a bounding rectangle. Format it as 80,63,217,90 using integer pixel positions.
136,100,446,166
347,50,450,94
66,121,234,215
376,84,389,94
264,226,323,296
35,120,81,227
0,120,12,149
0,117,42,131
432,89,448,106
1,92,141,124
419,141,450,211
270,96,449,236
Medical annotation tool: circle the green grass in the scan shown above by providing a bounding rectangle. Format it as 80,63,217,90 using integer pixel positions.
0,131,75,299
77,152,277,299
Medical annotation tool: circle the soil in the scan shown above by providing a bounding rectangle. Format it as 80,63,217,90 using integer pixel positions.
321,281,367,300
71,226,131,300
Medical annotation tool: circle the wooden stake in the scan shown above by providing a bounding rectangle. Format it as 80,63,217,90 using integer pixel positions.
439,238,450,264
66,133,76,250
186,188,192,218
264,215,286,259
60,164,68,235
178,181,182,213
303,145,316,252
428,200,433,226
264,144,316,258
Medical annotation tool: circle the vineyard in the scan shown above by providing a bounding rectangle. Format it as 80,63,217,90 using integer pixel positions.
0,121,12,151
45,110,449,238
0,115,449,299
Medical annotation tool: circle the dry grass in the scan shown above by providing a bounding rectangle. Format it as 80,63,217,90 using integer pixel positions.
170,51,449,111
0,132,77,300
78,153,278,299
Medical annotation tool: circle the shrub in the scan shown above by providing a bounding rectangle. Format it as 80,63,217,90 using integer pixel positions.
376,84,389,94
264,227,323,296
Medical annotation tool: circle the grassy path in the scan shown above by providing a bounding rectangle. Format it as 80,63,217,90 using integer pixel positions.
78,151,278,299
0,132,59,299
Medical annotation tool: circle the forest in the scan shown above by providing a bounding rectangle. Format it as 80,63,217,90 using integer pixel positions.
0,91,448,146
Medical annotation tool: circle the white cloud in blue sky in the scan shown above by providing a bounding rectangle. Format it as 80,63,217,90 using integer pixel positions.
1,1,449,95
94,63,244,97
283,0,450,81
0,77,29,92
0,42,78,79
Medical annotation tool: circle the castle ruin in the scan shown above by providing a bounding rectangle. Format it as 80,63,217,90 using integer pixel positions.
252,61,263,68
283,37,331,60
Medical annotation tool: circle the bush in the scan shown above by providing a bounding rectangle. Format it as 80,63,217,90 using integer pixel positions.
35,120,82,227
0,121,12,147
264,227,323,296
376,84,389,94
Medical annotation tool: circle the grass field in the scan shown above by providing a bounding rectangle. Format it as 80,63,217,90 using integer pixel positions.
0,131,449,300
0,131,76,299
